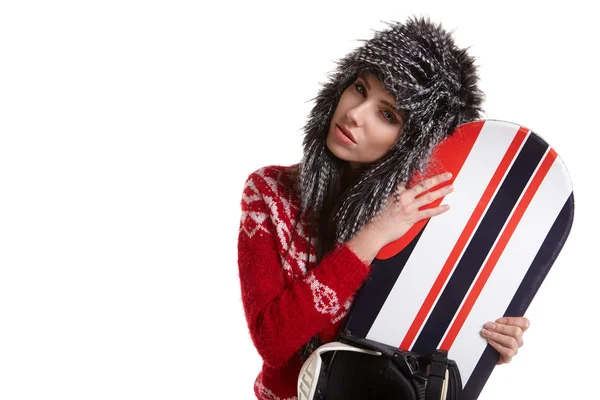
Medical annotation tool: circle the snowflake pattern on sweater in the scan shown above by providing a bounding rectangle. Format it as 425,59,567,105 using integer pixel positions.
238,164,372,400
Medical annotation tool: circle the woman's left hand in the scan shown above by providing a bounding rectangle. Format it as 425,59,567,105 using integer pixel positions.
481,316,530,365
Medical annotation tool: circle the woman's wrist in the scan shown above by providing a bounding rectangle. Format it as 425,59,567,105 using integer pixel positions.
345,225,385,265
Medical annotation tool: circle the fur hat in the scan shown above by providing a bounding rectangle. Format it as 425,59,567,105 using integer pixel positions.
299,16,485,244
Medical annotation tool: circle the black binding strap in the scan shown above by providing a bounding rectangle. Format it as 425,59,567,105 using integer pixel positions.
425,350,448,400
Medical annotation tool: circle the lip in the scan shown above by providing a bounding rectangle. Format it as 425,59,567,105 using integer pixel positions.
336,124,356,143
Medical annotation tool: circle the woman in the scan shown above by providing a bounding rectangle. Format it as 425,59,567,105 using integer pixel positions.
238,16,529,399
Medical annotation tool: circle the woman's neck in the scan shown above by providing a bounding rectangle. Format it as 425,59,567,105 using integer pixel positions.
340,164,364,193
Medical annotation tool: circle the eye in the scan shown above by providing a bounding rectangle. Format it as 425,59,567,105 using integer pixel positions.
353,83,366,95
382,110,397,123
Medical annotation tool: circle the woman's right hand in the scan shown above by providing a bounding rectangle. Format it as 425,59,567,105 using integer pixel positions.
364,172,455,247
346,172,454,263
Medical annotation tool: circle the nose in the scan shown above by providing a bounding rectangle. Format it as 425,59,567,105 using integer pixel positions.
346,101,368,126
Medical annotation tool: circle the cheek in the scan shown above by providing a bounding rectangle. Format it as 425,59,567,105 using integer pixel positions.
371,126,401,152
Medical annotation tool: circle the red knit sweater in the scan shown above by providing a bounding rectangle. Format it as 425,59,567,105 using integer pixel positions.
238,164,372,400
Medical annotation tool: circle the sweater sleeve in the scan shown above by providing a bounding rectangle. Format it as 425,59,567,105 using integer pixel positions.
237,170,371,368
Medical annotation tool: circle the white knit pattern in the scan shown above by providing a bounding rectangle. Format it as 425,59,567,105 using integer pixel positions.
242,166,354,324
240,179,271,239
241,167,315,277
305,272,340,316
331,297,354,324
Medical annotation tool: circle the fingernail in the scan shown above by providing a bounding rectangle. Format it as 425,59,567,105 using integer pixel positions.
482,329,491,336
447,185,454,190
485,322,496,330
445,172,452,179
497,318,507,324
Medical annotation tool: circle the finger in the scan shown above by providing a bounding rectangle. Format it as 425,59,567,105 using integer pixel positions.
487,339,513,365
414,204,450,221
410,172,452,197
496,316,530,332
485,322,524,347
393,183,408,196
481,327,519,354
414,184,454,208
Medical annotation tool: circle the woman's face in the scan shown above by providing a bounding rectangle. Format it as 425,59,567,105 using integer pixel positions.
326,72,404,169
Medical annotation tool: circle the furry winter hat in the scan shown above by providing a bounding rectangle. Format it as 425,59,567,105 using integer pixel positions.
299,16,485,244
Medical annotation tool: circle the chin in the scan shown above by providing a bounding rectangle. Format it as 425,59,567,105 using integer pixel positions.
326,134,352,163
325,132,340,156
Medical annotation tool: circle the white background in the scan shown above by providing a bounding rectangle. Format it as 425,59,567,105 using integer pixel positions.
1,1,598,399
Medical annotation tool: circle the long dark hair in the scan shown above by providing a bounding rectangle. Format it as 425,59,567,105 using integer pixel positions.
299,160,366,360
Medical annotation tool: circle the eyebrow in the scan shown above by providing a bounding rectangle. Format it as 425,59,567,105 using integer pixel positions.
358,74,402,116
